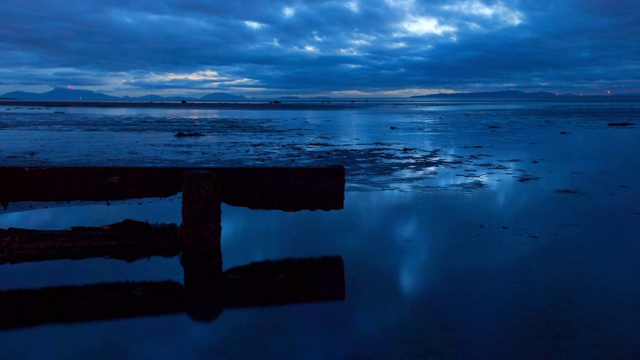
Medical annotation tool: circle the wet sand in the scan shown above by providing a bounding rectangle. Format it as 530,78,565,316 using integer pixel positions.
0,100,639,358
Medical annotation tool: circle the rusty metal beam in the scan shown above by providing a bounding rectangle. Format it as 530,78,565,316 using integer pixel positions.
0,166,345,211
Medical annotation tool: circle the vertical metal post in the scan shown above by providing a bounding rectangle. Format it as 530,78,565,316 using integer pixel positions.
180,171,223,293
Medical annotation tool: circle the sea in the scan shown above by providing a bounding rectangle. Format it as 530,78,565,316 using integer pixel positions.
0,98,639,359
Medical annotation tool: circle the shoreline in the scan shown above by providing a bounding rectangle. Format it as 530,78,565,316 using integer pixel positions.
0,100,375,110
3,96,639,111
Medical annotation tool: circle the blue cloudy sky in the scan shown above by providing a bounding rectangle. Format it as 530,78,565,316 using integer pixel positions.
1,0,638,97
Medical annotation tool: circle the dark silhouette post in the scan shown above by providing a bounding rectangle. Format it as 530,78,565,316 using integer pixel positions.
180,171,223,292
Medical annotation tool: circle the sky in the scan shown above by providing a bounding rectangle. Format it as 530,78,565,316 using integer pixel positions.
1,0,639,98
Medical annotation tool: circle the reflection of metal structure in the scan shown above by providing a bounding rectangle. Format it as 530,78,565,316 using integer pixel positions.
0,257,345,329
0,166,346,330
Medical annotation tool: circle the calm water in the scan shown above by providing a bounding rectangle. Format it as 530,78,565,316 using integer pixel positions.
0,99,639,359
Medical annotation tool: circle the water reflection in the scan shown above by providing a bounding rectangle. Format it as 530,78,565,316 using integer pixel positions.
1,101,639,357
0,256,344,330
0,166,346,330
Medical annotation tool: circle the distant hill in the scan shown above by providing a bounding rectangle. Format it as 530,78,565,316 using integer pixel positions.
0,89,245,102
277,96,335,101
412,90,557,99
200,92,245,101
122,94,167,101
2,89,637,102
1,91,39,100
1,88,119,101
121,94,198,102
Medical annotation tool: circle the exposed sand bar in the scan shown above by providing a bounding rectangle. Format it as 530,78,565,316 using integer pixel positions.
0,220,179,264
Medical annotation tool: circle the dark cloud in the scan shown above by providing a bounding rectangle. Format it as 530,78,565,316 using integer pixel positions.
1,0,638,96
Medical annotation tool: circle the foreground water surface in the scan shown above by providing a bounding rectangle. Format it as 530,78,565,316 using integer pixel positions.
0,99,639,359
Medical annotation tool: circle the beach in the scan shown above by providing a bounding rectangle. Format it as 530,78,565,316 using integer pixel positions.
0,98,639,358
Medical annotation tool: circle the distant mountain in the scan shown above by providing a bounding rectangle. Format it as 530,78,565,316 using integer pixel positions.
1,88,119,101
121,94,197,102
200,92,245,101
0,89,246,102
277,96,334,100
412,90,557,99
122,94,166,101
1,91,37,100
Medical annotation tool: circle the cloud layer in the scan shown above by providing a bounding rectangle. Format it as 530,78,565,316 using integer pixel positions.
1,0,638,96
